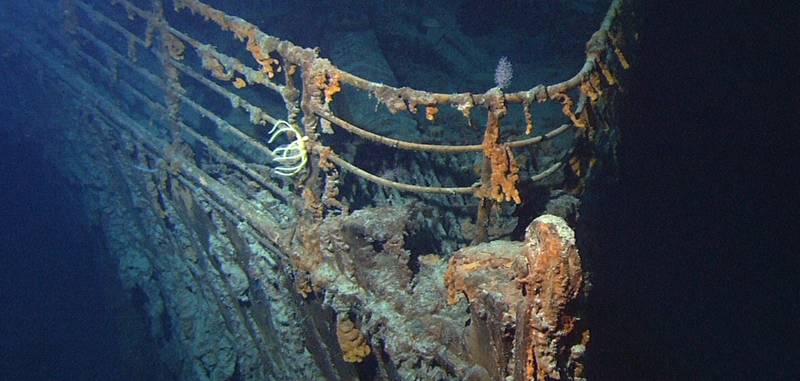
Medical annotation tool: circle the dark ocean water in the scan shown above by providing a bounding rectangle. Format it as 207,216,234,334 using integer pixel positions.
0,44,144,376
0,1,794,380
585,2,796,379
0,116,122,379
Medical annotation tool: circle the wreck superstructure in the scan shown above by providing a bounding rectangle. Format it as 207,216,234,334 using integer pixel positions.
2,0,637,379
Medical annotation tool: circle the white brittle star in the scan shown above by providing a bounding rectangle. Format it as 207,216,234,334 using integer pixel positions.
267,120,308,176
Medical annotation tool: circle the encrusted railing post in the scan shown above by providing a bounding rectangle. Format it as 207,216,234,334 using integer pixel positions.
474,88,521,243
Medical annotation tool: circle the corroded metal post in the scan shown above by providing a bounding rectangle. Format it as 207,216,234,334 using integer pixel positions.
447,215,588,381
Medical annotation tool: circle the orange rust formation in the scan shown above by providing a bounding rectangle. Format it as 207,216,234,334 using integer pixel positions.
479,97,522,204
163,32,185,61
232,77,246,89
199,49,232,81
552,92,587,129
580,72,604,103
446,215,587,380
245,34,280,79
313,71,342,103
524,101,535,135
336,317,371,363
324,72,341,103
444,240,525,315
425,105,439,121
175,0,283,79
516,215,587,381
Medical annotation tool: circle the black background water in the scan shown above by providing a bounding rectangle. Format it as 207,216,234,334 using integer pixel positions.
0,23,145,378
586,2,795,379
0,113,125,378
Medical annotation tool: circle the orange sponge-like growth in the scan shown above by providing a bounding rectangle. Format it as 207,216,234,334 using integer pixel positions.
480,103,521,204
232,77,247,89
425,105,439,121
336,318,371,363
324,72,342,103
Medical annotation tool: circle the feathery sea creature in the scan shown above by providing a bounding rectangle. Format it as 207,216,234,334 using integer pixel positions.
268,120,308,176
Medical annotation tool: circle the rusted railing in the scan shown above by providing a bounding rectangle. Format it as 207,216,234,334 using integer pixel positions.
53,0,630,244
71,0,625,190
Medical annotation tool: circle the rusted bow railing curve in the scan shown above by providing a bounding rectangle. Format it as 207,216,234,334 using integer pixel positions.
167,0,629,235
62,0,631,239
164,0,630,194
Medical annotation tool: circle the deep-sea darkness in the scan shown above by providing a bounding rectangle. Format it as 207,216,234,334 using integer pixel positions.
586,2,795,379
0,115,125,379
